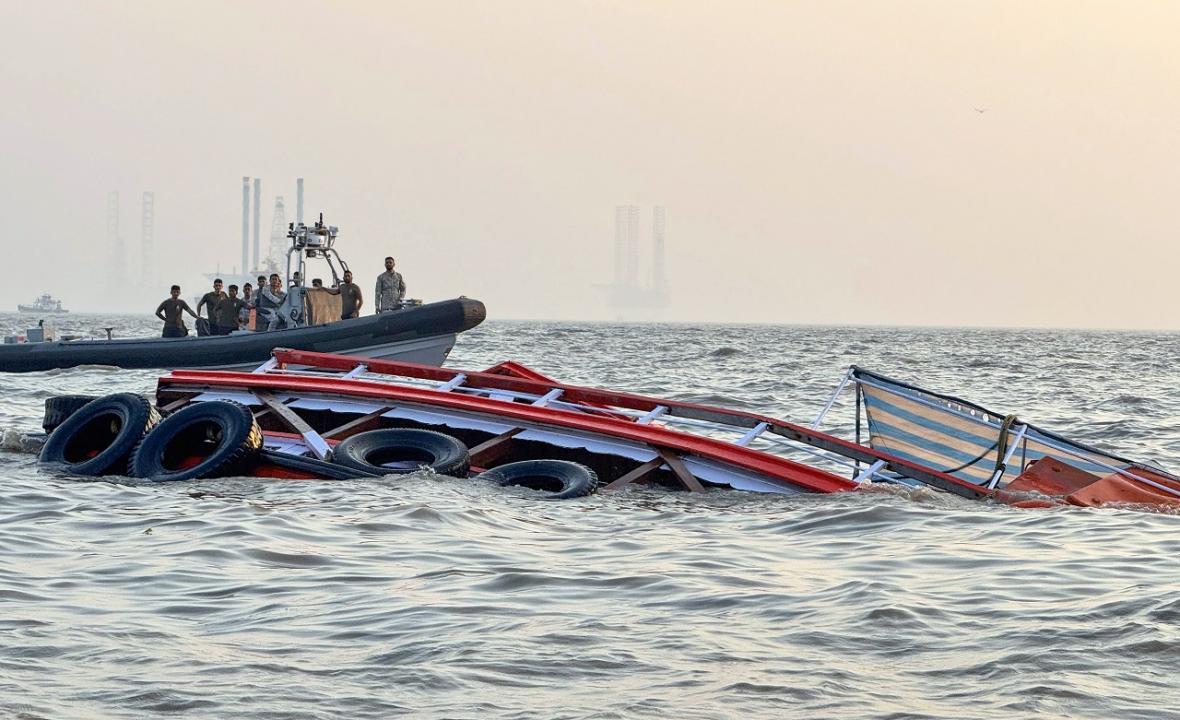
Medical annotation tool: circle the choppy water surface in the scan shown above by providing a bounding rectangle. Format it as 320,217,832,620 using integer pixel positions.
2,314,1180,719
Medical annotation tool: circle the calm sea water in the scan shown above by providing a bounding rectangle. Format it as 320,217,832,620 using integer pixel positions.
2,313,1179,719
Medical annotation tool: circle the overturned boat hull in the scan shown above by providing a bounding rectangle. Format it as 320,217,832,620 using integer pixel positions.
38,348,1178,511
0,298,485,372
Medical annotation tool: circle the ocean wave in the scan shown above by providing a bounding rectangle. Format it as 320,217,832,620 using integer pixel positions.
3,320,1180,719
0,427,45,454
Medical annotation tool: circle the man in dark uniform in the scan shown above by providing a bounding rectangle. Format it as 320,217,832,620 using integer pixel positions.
155,285,198,338
325,269,363,320
214,285,246,335
196,279,227,335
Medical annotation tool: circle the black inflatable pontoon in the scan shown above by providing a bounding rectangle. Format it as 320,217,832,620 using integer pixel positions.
0,298,485,373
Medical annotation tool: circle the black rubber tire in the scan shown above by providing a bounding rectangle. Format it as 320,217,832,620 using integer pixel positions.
259,450,382,480
332,429,470,476
42,395,100,434
38,394,160,476
477,460,599,500
128,401,263,482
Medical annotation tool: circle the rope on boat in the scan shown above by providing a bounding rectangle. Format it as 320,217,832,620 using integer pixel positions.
935,413,1019,477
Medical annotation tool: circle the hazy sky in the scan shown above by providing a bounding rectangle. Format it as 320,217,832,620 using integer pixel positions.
2,1,1178,327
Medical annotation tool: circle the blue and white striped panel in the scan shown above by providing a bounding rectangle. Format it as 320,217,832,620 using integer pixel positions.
860,380,1126,485
861,383,1001,484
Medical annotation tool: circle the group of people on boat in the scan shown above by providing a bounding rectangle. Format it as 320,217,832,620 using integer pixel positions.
155,256,406,338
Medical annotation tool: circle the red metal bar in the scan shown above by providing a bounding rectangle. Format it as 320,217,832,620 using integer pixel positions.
482,361,559,382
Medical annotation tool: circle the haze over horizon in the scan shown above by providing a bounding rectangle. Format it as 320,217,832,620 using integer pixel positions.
2,1,1178,329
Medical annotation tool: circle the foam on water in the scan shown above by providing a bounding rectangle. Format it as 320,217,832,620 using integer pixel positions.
2,314,1180,718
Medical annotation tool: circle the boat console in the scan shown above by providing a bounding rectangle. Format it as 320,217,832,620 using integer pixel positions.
267,213,350,329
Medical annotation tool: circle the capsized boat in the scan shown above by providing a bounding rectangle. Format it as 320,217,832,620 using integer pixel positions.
37,352,1179,509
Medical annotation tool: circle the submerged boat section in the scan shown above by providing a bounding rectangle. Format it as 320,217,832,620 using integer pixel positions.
35,348,1178,511
830,366,1180,509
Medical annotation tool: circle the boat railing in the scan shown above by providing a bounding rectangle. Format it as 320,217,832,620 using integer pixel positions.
237,352,911,487
810,365,1180,500
173,350,1180,501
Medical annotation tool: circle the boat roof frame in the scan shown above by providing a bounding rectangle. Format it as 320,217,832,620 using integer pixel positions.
158,348,994,499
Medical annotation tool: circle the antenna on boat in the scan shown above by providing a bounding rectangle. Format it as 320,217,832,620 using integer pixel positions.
271,211,349,328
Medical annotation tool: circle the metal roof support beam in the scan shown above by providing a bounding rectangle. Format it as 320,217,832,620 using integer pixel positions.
252,357,279,374
532,388,563,407
852,459,887,484
637,405,668,425
255,389,331,461
435,374,467,392
811,367,853,429
343,364,369,379
737,422,769,446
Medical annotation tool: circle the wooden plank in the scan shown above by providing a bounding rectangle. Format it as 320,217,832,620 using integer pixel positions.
160,395,194,413
602,457,664,492
322,407,391,440
255,389,332,461
468,428,524,467
656,447,705,493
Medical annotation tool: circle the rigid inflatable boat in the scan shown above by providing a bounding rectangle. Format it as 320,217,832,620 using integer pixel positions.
0,298,485,372
1,213,486,372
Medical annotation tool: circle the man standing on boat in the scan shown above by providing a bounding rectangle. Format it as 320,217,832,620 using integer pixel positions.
213,285,245,335
256,273,287,331
325,269,363,320
375,256,405,313
240,283,254,330
155,285,198,338
196,279,227,336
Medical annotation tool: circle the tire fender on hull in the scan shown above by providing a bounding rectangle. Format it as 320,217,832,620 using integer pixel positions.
332,429,470,476
39,394,160,476
42,395,100,434
477,460,599,500
129,401,263,481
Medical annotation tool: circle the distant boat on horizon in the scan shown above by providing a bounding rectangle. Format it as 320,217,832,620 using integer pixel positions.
17,293,68,314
